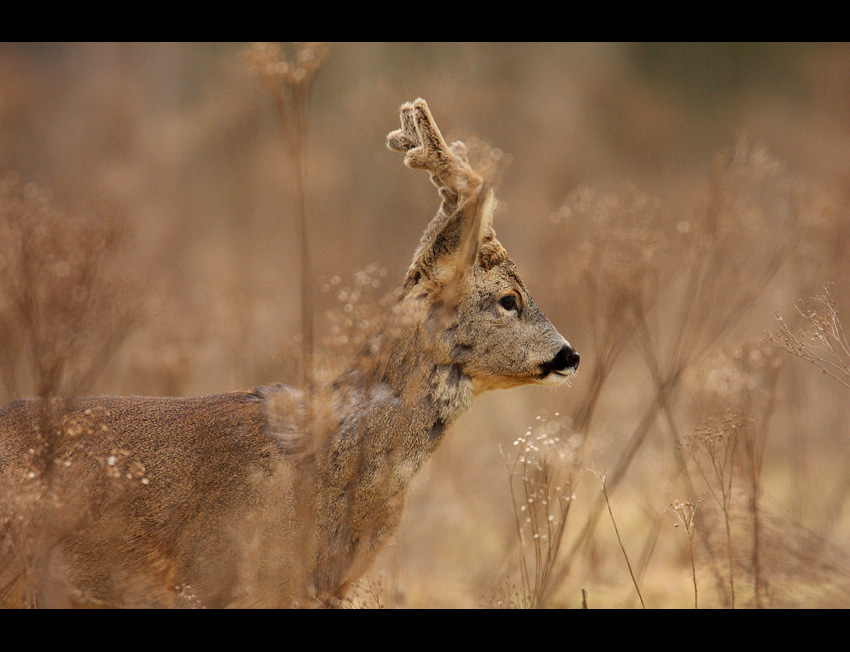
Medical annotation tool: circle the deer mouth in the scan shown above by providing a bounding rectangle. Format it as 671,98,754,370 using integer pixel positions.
535,367,576,387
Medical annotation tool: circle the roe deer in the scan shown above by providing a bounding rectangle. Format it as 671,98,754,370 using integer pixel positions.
0,99,578,608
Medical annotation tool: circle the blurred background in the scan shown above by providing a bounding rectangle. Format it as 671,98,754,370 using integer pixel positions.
2,42,849,607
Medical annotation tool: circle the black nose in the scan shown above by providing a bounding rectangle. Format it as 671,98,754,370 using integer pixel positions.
542,344,580,373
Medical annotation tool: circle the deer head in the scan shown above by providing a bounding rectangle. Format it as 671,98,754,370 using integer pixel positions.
387,99,578,396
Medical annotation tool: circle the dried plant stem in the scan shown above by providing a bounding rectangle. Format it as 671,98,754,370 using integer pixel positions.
682,414,744,608
723,510,735,607
504,453,564,607
705,449,736,609
242,42,329,387
593,470,645,609
739,376,778,609
667,499,701,609
291,122,314,384
687,537,698,608
273,87,313,388
747,461,763,608
569,372,677,558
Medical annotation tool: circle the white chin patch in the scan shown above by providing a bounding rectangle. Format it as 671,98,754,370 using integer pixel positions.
534,369,575,388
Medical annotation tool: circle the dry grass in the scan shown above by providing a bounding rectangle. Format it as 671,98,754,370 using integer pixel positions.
2,42,850,607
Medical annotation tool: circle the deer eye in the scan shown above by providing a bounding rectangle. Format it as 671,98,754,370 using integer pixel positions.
499,294,520,313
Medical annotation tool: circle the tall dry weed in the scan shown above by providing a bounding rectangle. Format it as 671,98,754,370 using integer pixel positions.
592,469,645,608
539,136,808,603
494,412,582,608
666,498,702,607
243,42,330,388
0,172,142,401
680,410,746,607
674,338,845,608
0,171,143,606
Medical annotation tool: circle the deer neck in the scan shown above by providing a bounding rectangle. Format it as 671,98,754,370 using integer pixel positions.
336,296,474,469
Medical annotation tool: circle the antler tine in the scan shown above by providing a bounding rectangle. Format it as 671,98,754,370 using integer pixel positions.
386,101,420,154
401,99,452,173
387,99,482,202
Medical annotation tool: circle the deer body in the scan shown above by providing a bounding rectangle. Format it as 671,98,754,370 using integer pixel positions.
0,100,578,607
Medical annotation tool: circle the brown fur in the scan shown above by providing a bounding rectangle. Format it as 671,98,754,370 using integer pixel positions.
0,99,578,607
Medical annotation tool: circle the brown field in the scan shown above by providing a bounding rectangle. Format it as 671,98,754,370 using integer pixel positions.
2,42,850,608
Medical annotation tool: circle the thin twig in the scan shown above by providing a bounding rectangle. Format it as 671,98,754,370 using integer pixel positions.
592,470,645,609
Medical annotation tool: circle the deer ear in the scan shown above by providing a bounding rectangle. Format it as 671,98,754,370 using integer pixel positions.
455,182,495,277
404,183,495,292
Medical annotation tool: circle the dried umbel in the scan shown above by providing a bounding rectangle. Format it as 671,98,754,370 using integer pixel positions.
241,42,329,155
668,498,702,535
667,498,703,608
769,283,850,389
681,411,750,502
242,42,329,92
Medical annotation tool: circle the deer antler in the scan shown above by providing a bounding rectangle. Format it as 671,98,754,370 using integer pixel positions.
387,99,483,210
388,99,495,298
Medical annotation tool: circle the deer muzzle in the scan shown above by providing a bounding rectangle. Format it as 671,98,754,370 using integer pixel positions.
537,342,580,385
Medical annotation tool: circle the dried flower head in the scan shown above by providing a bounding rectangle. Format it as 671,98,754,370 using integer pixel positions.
242,42,329,90
667,498,703,536
768,283,850,389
